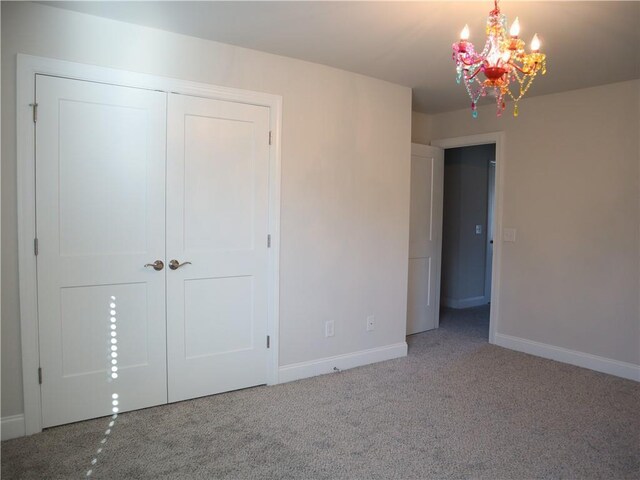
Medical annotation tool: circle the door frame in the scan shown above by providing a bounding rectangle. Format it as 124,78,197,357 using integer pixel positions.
431,132,505,344
17,54,283,436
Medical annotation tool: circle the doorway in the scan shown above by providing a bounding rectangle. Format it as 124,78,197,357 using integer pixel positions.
440,144,495,339
432,132,504,343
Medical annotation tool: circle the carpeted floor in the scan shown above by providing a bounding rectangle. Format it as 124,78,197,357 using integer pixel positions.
2,305,639,479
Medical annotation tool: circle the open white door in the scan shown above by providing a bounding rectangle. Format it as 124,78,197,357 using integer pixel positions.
36,75,168,427
484,160,496,303
166,94,271,402
407,143,444,335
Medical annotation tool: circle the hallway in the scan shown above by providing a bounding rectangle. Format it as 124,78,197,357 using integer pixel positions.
437,305,490,341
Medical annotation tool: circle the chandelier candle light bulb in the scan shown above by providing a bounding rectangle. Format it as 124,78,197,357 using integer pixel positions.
509,17,520,37
458,24,470,53
531,33,541,52
460,24,470,40
452,0,547,117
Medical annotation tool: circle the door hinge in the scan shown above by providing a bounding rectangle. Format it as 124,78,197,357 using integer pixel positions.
34,238,39,256
267,234,271,248
29,103,38,123
268,131,272,145
267,335,270,349
38,367,42,385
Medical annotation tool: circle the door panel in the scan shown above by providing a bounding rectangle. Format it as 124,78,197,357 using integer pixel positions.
36,75,168,427
58,99,148,256
60,283,149,376
407,257,431,334
184,276,254,358
167,94,270,402
183,115,256,252
407,144,444,335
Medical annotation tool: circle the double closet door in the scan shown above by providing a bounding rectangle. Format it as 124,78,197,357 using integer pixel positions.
35,75,271,428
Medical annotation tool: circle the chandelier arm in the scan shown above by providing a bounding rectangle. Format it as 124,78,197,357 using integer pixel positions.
509,61,538,75
467,67,484,81
459,56,484,67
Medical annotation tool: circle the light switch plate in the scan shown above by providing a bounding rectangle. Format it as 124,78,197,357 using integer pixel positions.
475,225,482,234
503,228,517,242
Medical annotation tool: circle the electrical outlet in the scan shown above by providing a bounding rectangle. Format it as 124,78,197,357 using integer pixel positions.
503,228,517,242
475,224,482,234
366,315,375,332
325,320,335,337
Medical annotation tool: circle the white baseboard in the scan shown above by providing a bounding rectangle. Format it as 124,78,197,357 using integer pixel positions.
278,342,408,384
1,414,26,441
494,333,640,382
442,296,487,309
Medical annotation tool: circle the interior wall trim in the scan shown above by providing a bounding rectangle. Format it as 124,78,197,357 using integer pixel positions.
441,296,487,309
495,333,640,382
278,342,408,384
1,415,26,441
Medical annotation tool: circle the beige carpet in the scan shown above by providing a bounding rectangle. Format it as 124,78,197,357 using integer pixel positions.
2,305,639,479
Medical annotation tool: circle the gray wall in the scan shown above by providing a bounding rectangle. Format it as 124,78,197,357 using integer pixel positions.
441,145,494,308
1,2,412,417
412,79,640,367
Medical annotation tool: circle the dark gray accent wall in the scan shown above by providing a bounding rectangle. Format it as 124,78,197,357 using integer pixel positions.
441,144,495,308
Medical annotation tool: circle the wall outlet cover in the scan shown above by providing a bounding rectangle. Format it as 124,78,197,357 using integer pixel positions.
325,320,335,337
366,315,375,332
503,228,517,242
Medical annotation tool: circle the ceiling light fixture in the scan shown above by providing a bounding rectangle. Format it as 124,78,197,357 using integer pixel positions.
452,0,546,118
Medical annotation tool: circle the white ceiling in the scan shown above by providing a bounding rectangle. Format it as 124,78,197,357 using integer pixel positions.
45,1,640,114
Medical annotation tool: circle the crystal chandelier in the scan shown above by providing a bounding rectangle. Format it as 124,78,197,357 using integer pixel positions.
452,0,546,118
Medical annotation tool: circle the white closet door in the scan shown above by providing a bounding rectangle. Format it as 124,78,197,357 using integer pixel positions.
166,94,270,402
36,75,168,427
407,144,444,335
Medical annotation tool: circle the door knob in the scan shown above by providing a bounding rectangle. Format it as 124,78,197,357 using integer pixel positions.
144,260,164,271
169,260,192,270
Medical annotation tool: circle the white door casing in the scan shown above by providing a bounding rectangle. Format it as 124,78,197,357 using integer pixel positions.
36,75,168,427
166,94,271,402
407,144,444,335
